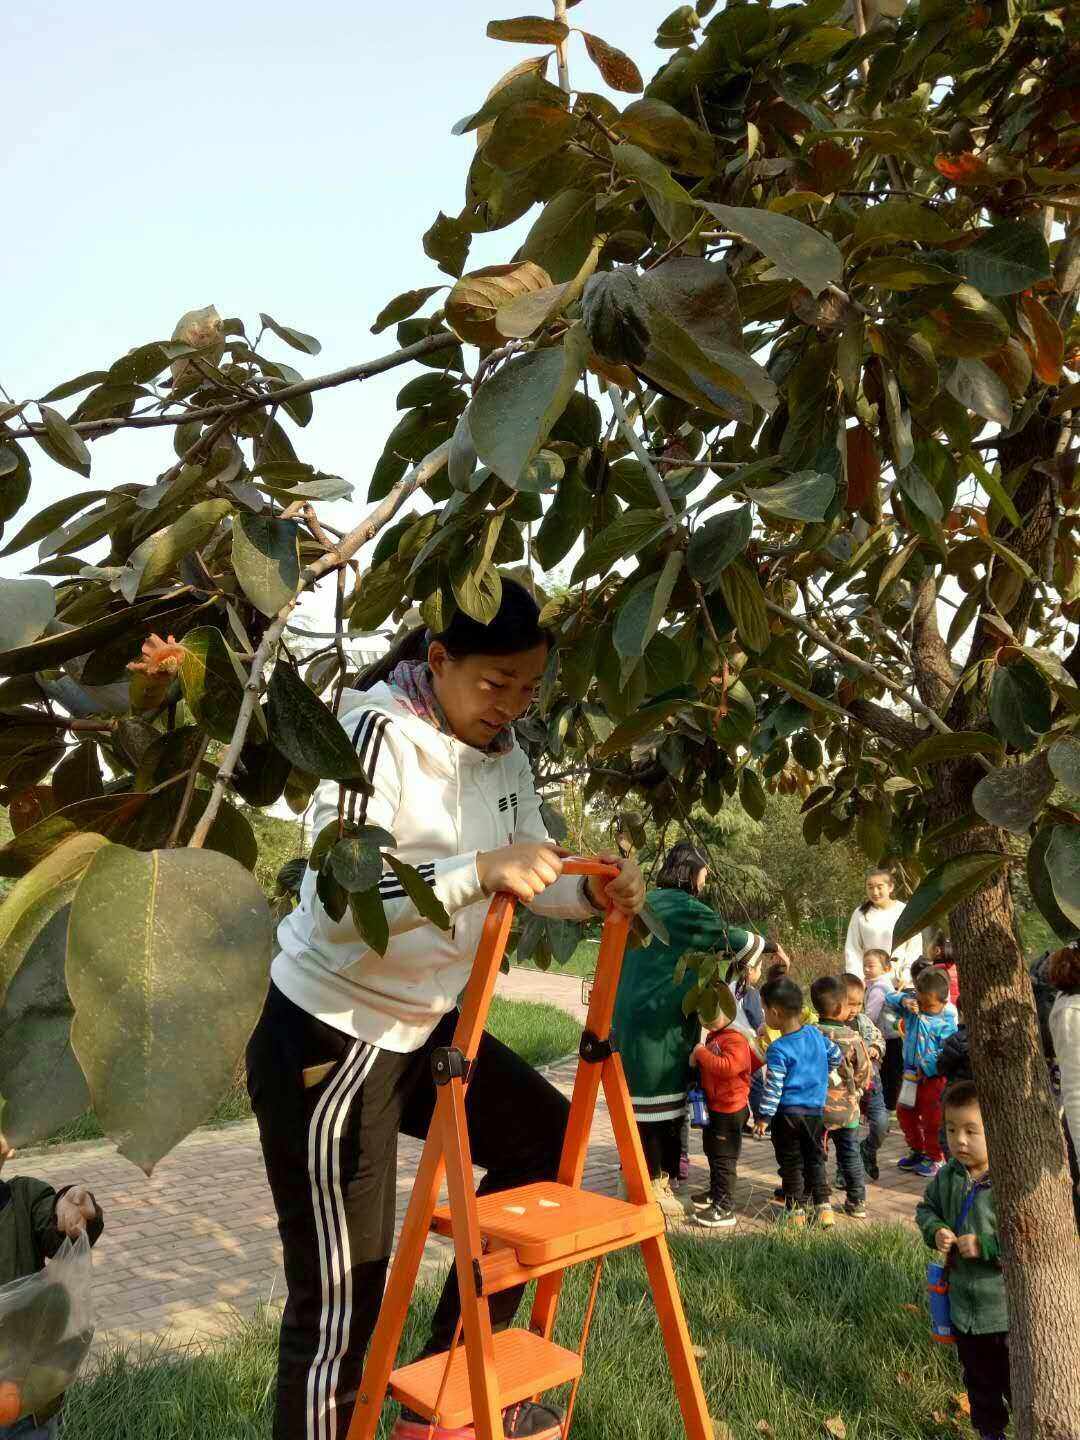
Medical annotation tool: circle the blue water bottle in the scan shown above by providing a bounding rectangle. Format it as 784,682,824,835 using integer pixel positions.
926,1261,954,1343
688,1086,709,1129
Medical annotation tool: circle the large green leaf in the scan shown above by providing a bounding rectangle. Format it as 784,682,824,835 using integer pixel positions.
988,661,1051,752
67,845,274,1173
893,853,1008,946
37,405,91,477
947,358,1012,428
520,189,596,284
971,751,1053,835
0,578,56,652
700,202,842,296
469,326,588,489
908,731,1003,767
745,471,835,522
348,885,391,956
178,627,247,744
1028,826,1079,942
0,833,108,1007
596,695,689,757
0,796,147,879
266,660,373,786
485,101,574,172
1047,826,1080,930
613,553,683,673
0,906,90,1147
385,854,452,930
371,286,445,336
0,591,193,678
232,515,301,617
718,560,770,653
328,836,383,893
959,221,1052,297
1048,737,1080,794
133,499,232,594
739,767,767,821
613,143,695,240
259,311,321,356
688,505,753,590
570,509,670,583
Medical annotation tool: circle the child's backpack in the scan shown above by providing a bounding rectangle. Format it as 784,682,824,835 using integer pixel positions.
821,1025,872,1129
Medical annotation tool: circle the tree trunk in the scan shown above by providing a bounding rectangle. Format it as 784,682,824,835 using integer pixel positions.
944,769,1080,1439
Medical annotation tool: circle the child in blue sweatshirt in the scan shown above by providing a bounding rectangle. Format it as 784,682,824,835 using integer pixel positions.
754,976,842,1225
884,966,957,1177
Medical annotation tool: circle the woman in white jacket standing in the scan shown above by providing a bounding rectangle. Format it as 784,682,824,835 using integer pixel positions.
1049,944,1080,1226
843,868,922,984
246,581,645,1440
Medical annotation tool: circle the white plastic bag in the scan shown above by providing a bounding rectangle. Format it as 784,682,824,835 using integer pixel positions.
0,1231,95,1423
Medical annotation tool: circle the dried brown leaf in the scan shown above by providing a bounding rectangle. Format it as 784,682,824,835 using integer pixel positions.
823,1418,847,1440
580,31,644,93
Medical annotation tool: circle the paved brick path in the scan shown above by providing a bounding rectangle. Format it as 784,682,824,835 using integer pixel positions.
15,970,922,1355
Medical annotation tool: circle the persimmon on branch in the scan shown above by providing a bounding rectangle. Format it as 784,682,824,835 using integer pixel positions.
2,332,459,442
187,440,451,848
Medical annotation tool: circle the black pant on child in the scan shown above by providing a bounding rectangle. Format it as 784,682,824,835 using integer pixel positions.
881,1036,904,1111
638,1116,683,1181
246,983,570,1440
954,1329,1010,1436
702,1106,748,1208
769,1110,828,1206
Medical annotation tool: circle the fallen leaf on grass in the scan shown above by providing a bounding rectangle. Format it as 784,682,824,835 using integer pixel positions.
895,1371,914,1385
823,1419,847,1440
756,1423,776,1437
900,1303,921,1314
952,1393,971,1416
691,1344,707,1360
712,1421,735,1440
932,1412,946,1425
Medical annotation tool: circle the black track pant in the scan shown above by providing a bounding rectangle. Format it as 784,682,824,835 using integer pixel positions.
246,983,570,1440
954,1329,1010,1436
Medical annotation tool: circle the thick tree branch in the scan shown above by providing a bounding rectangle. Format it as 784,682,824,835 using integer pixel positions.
845,698,923,749
910,573,956,714
3,332,458,443
187,439,450,848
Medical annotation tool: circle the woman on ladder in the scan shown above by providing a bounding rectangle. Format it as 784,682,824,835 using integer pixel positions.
245,579,645,1440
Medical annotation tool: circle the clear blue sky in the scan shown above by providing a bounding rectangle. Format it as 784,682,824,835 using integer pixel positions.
5,1,662,623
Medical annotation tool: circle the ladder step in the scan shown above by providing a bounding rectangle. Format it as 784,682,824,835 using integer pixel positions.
389,1328,581,1428
431,1181,663,1266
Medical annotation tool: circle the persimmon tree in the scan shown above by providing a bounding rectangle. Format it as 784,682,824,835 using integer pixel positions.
0,0,1078,1431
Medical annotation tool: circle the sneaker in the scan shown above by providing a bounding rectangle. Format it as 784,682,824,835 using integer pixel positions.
782,1205,806,1227
691,1189,713,1210
697,1203,737,1229
815,1204,836,1229
860,1139,880,1182
916,1158,942,1178
844,1199,868,1219
394,1403,562,1440
897,1152,924,1171
653,1174,688,1220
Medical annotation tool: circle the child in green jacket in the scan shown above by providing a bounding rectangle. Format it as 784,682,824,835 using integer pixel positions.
613,843,776,1218
915,1082,1008,1440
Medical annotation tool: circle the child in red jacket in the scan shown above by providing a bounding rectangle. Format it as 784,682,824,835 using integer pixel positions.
690,988,762,1229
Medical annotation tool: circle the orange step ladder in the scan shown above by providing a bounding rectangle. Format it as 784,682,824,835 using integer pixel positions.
346,858,712,1440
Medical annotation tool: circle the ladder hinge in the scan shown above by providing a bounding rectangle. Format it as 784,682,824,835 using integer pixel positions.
431,1047,472,1085
579,1029,617,1064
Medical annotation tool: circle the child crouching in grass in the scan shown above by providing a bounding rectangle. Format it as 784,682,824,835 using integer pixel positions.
690,987,761,1229
915,1082,1009,1440
755,976,842,1227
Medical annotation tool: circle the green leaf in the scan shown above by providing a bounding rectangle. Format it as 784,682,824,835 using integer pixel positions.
0,591,191,679
348,886,391,956
851,257,960,291
972,750,1053,835
700,202,842,296
947,358,1012,428
783,25,853,64
179,627,247,745
642,300,777,415
0,489,111,559
486,16,569,42
232,515,301,617
133,499,232,594
688,505,752,590
1048,737,1080,794
37,371,109,404
739,767,767,820
371,286,445,335
423,212,471,280
718,560,770,653
520,189,596,284
754,669,851,723
107,340,199,386
0,906,90,1147
852,201,957,248
613,552,683,669
989,661,1051,752
266,660,373,786
469,325,588,489
893,853,1008,947
637,902,670,948
67,844,273,1174
966,450,1021,529
451,555,502,623
1047,826,1080,930
1028,827,1079,942
0,833,108,1009
328,837,383,893
926,284,1009,359
960,221,1052,297
612,143,695,240
259,312,321,356
485,101,574,172
895,464,943,523
746,471,835,522
596,696,688,757
385,854,452,930
37,405,91,477
0,578,56,653
349,557,409,633
570,509,670,583
908,731,1003,767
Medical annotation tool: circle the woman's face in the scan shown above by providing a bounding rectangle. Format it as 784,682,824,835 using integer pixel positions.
695,866,709,894
429,641,548,750
865,873,894,908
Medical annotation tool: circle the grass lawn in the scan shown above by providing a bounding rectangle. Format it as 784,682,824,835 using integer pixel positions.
37,996,581,1148
63,1228,971,1440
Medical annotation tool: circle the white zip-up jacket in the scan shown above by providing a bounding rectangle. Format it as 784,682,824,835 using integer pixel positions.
1051,991,1080,1150
272,683,595,1052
